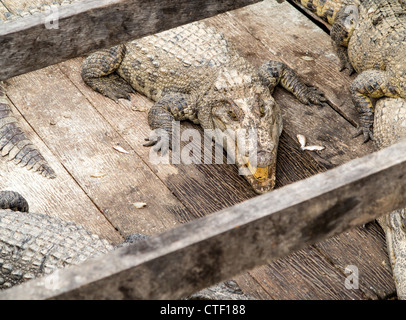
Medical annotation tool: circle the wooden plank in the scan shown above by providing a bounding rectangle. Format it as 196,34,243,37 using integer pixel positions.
0,0,262,80
58,57,354,299
314,224,396,299
2,139,406,300
241,247,367,299
63,58,358,299
0,92,122,243
2,0,393,299
4,65,188,237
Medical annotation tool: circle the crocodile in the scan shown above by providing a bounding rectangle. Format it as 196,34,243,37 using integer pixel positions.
81,21,327,194
373,97,406,300
0,190,252,299
294,0,406,299
295,0,406,142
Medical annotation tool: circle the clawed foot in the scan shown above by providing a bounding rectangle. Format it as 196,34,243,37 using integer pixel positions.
143,129,171,155
352,126,374,143
298,86,329,107
339,61,355,76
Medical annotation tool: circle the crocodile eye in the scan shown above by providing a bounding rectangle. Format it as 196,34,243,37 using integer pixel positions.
228,110,238,120
259,105,266,117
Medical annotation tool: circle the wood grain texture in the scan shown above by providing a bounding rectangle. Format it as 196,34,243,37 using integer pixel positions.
0,0,262,80
0,90,122,243
2,138,406,300
4,65,187,237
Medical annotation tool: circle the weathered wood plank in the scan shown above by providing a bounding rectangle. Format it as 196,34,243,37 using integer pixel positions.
242,247,367,299
0,0,262,80
314,224,395,299
2,139,406,300
4,65,188,237
1,0,394,299
0,92,123,243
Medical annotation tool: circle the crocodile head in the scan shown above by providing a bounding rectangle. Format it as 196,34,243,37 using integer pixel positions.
200,68,282,194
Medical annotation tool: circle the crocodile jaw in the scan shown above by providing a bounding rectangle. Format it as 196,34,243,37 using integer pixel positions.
244,161,277,194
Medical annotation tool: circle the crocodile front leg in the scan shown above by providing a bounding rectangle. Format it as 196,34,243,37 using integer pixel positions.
350,70,400,142
144,93,198,155
258,60,327,106
81,45,135,102
330,5,358,75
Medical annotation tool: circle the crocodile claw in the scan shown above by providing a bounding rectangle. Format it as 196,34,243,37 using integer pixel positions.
339,61,355,76
352,127,374,143
301,86,328,106
143,130,171,155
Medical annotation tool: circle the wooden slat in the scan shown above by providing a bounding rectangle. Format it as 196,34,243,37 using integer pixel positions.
0,0,262,80
2,139,406,300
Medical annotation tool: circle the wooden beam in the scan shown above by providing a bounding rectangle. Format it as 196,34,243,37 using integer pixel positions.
0,0,262,81
2,139,406,300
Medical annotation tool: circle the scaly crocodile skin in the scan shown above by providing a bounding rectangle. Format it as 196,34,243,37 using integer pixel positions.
81,21,326,194
0,191,113,290
373,97,406,300
297,0,406,142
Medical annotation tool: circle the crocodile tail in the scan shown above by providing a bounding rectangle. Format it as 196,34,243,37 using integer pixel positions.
295,0,350,24
0,84,56,179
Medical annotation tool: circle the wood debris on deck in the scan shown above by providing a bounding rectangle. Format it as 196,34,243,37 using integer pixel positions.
0,0,396,299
